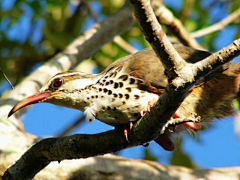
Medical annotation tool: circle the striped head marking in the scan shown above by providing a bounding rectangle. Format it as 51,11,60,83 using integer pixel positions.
40,71,99,93
8,70,100,117
37,71,101,109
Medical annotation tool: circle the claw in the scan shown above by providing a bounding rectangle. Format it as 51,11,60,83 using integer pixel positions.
161,112,201,134
129,121,133,129
124,122,134,141
140,99,158,117
124,124,129,141
173,112,181,119
147,99,157,111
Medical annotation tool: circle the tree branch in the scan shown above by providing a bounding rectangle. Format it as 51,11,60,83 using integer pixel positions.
129,0,188,79
113,36,138,53
3,0,240,179
191,8,240,38
0,2,135,126
152,1,203,49
128,0,240,138
34,155,240,180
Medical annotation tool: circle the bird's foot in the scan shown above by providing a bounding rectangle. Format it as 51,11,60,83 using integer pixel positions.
161,112,201,134
123,122,149,147
178,113,201,131
124,122,133,141
124,125,128,141
183,113,201,131
140,99,157,116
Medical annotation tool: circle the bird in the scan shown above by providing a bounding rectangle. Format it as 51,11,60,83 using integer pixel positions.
8,43,240,151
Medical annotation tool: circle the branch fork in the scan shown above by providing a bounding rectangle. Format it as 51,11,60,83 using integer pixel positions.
2,0,240,179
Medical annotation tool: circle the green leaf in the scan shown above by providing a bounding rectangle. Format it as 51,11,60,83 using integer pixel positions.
143,148,158,161
170,137,197,168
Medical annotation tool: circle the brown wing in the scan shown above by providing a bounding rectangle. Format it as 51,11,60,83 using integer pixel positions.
103,43,216,95
172,43,211,63
125,48,167,94
125,43,214,94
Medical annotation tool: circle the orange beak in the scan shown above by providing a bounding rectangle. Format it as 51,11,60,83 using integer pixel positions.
8,92,51,117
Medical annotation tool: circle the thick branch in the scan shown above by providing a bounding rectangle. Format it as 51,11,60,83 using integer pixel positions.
3,129,133,179
6,154,240,180
36,155,240,180
129,0,187,79
3,1,240,179
128,0,240,137
4,33,240,180
152,1,202,49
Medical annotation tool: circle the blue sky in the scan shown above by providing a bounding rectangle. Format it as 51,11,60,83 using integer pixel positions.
2,0,240,169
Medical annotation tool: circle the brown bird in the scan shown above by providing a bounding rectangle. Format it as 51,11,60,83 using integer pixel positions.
8,43,240,151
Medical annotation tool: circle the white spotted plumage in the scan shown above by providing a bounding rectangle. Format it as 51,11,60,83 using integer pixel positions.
81,66,159,125
38,49,168,126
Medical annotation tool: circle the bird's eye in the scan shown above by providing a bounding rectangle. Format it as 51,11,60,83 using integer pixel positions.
52,78,64,88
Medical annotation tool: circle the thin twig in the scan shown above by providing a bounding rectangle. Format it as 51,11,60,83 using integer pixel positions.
57,115,85,137
83,0,100,22
84,0,137,54
191,8,240,38
113,36,138,53
180,0,195,24
152,1,203,49
0,68,14,89
129,0,187,79
3,0,240,178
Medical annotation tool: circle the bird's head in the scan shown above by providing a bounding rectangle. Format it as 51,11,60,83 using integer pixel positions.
8,71,99,117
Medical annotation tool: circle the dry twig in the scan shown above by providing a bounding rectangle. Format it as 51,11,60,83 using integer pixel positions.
191,8,240,38
0,68,14,90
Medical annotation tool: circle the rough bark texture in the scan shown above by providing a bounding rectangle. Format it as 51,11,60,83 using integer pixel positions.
1,1,240,180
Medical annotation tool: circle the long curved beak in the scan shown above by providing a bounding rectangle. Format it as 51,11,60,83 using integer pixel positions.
8,92,51,118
